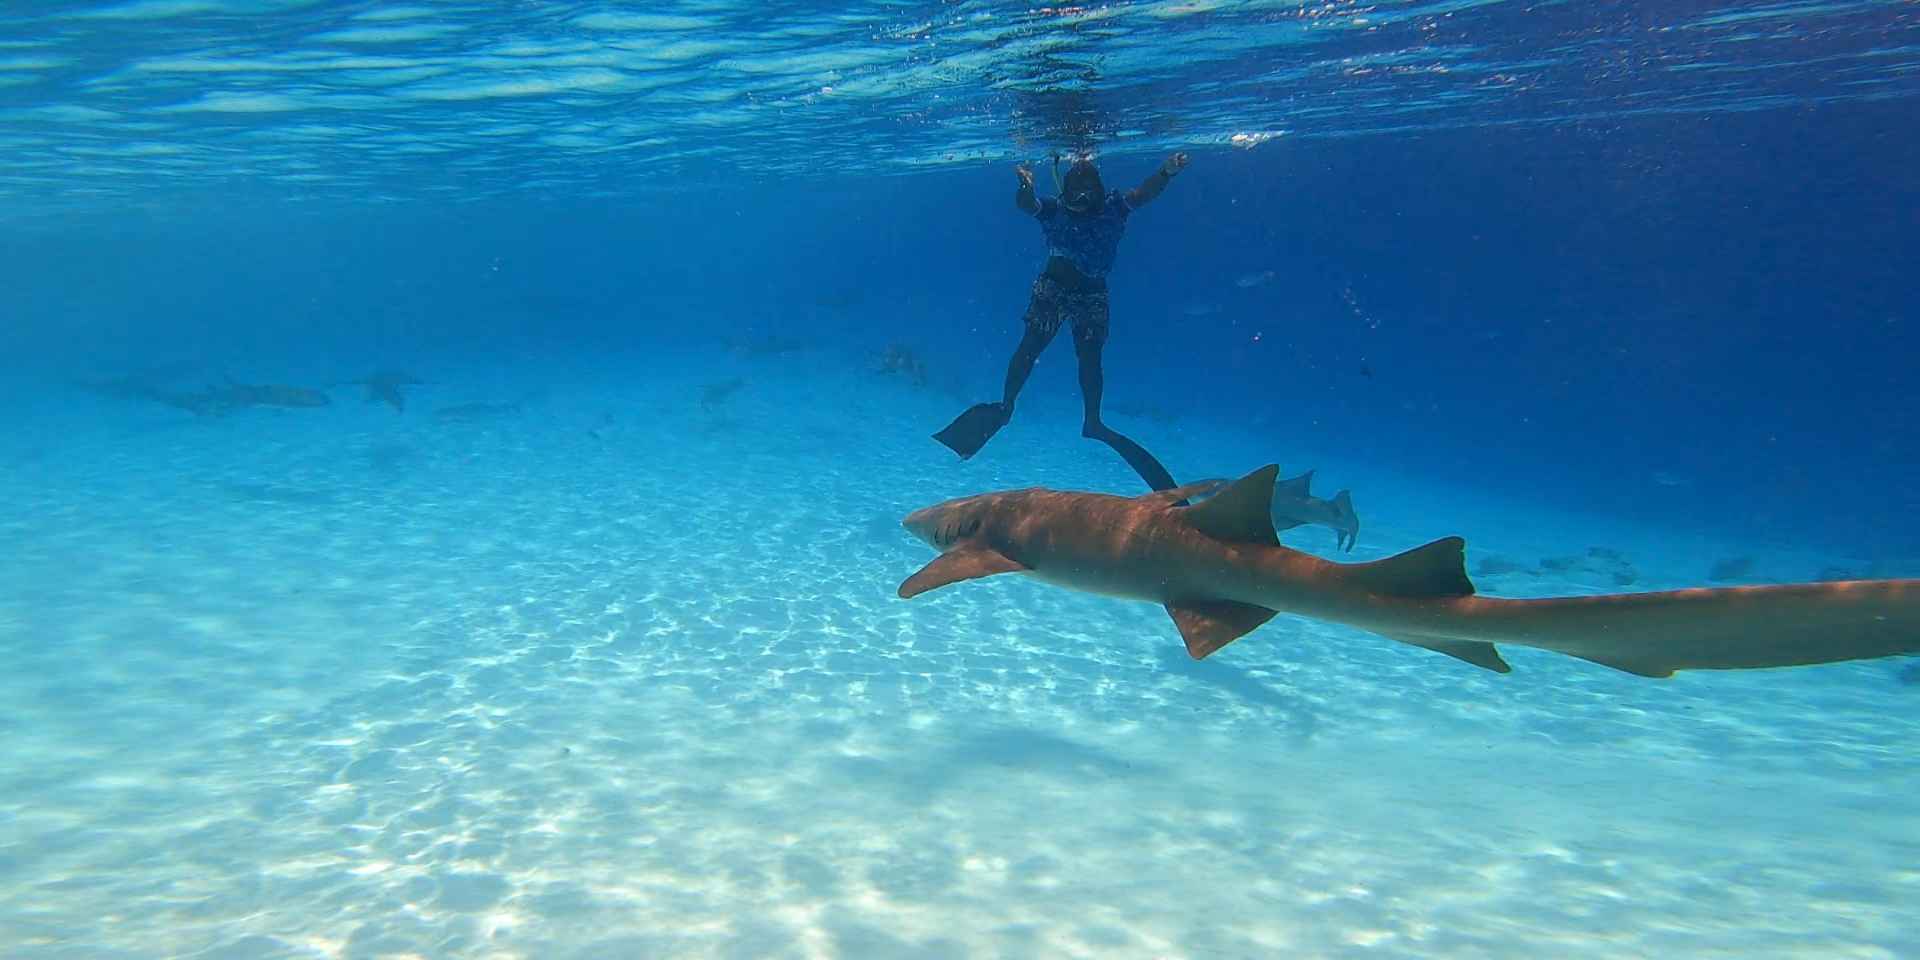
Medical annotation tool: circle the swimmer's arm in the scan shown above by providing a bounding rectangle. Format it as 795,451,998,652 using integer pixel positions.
1015,163,1042,215
1127,151,1190,209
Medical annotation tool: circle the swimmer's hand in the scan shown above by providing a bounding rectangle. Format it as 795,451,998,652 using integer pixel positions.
1016,164,1036,189
1160,152,1190,177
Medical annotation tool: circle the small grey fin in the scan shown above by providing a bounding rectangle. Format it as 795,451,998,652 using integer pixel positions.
1167,599,1279,659
1331,490,1359,552
1384,633,1511,673
898,547,1026,599
1567,652,1674,679
1181,464,1281,546
1331,489,1355,521
1346,537,1475,598
1275,470,1313,499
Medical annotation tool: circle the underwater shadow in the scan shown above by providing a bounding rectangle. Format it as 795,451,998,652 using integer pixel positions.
225,482,342,507
835,724,1164,799
1153,647,1319,741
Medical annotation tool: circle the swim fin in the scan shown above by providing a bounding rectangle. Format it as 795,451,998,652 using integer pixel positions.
1085,422,1178,494
933,402,1010,459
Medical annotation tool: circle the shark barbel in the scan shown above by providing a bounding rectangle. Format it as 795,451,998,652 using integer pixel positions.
897,465,1920,677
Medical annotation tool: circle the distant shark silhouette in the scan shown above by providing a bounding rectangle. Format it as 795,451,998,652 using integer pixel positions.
1271,469,1359,552
152,379,331,416
217,380,331,410
78,370,330,416
700,377,747,412
338,371,424,412
897,465,1920,678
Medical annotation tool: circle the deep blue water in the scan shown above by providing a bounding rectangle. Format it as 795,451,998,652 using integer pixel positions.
3,3,1920,956
10,98,1916,556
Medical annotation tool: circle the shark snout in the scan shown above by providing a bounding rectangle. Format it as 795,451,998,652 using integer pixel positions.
902,499,988,550
902,506,941,547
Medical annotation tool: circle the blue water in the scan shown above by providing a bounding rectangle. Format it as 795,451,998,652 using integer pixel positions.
4,2,1919,958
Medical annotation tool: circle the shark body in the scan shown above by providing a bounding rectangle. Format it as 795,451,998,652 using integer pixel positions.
898,465,1920,678
154,381,332,416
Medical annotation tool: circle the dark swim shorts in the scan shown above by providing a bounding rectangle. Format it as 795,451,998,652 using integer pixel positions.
1022,275,1109,347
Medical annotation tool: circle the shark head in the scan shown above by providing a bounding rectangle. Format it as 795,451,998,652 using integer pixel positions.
902,494,998,551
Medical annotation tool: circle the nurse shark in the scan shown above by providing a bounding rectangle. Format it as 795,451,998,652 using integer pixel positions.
897,465,1920,678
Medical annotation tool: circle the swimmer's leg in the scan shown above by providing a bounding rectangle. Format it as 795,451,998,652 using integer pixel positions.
933,281,1061,459
1072,297,1178,493
1000,319,1057,410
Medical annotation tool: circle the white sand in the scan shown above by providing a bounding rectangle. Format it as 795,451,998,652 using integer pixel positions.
1,349,1915,959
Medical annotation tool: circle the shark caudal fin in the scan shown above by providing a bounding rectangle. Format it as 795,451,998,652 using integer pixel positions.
1275,469,1313,499
1330,489,1360,551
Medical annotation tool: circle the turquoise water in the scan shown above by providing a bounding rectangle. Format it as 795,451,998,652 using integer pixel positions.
7,351,1918,958
4,2,1920,958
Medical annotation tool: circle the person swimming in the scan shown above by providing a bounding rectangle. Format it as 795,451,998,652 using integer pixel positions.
933,150,1190,492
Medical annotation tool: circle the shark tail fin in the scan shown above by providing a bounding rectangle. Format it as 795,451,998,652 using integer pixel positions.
1345,537,1474,599
1331,489,1359,551
1275,470,1313,499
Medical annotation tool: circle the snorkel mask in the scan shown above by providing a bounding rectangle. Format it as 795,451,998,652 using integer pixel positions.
1052,151,1105,214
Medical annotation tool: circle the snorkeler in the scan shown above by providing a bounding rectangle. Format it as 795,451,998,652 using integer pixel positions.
933,151,1190,492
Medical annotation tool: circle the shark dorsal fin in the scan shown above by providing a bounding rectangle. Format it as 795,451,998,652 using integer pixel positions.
897,546,1027,599
1276,470,1313,498
1347,537,1475,598
1180,464,1280,546
1167,599,1278,659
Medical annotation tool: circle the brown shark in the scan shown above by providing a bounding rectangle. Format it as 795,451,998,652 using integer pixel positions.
897,465,1920,678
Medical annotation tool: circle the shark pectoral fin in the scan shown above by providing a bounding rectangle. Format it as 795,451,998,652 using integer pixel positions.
1383,633,1512,674
898,547,1027,599
1181,464,1281,546
1346,537,1475,598
1167,600,1279,659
